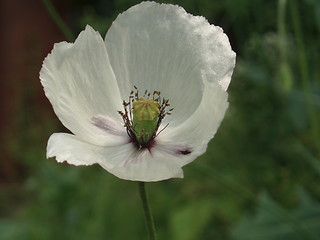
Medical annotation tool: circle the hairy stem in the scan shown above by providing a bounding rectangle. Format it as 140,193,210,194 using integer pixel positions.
138,182,157,240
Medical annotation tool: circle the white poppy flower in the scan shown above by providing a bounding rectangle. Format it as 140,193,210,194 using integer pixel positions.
40,1,236,182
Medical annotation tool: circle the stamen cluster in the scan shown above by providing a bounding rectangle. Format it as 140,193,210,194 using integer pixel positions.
118,86,173,149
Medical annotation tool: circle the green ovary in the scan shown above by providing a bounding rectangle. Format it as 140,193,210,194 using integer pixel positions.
132,97,160,146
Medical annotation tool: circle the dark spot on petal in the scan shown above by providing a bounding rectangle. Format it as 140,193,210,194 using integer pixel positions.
177,149,192,155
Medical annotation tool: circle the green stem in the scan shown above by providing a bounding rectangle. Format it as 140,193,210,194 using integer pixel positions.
40,0,75,42
138,182,157,240
290,0,320,151
277,0,293,91
277,0,287,60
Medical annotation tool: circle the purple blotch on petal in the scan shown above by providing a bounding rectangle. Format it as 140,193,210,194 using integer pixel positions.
91,115,124,136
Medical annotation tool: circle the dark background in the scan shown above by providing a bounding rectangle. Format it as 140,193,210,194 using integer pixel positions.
0,0,320,239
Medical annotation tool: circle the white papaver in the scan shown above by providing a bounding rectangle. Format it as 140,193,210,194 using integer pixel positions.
40,1,236,182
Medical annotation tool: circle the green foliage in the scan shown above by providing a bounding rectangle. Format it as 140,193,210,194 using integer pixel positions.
1,0,320,239
232,190,320,240
170,200,214,240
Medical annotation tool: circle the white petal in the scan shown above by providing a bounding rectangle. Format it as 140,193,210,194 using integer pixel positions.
158,80,229,165
47,133,99,166
47,133,184,181
48,133,137,169
105,154,184,182
105,2,235,126
40,25,123,146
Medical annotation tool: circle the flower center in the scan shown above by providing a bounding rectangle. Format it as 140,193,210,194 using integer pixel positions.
132,97,160,145
118,87,173,149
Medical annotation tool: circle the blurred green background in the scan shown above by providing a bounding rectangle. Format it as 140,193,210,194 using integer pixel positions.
1,0,320,239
